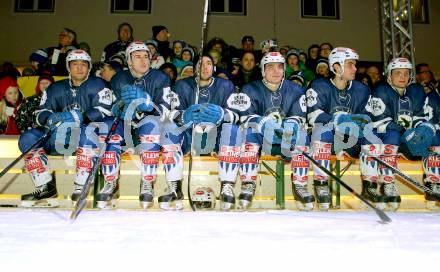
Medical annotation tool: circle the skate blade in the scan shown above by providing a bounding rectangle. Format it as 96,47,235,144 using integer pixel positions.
221,202,235,211
238,199,252,210
387,202,400,211
140,201,153,209
97,199,118,210
20,198,59,208
295,201,313,211
159,200,183,211
318,203,330,211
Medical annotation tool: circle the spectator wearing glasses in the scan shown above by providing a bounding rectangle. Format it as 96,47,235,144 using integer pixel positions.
416,63,438,94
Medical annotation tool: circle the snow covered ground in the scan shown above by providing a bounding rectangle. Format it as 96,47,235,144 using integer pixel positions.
0,209,439,272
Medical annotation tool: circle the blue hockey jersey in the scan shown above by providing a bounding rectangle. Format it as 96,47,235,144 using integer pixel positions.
239,79,307,126
36,77,113,126
306,78,371,127
170,76,239,123
111,69,174,116
366,82,428,133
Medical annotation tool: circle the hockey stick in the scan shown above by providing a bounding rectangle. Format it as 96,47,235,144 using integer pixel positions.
70,117,120,221
0,125,59,179
296,147,392,224
370,155,440,197
188,0,209,211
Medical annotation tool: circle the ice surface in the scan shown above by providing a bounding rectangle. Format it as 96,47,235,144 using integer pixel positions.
1,209,439,271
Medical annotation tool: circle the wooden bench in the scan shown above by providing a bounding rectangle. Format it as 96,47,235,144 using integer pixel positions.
0,135,425,209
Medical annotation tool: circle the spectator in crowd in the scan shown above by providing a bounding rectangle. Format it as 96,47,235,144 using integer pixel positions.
145,40,165,69
366,64,383,88
99,60,122,85
152,25,172,60
299,51,308,65
173,47,194,75
206,37,230,69
0,62,21,79
285,49,314,85
101,22,134,62
208,49,229,79
15,74,55,133
28,49,50,76
178,64,194,80
231,51,261,88
355,73,373,89
315,58,330,79
305,44,320,72
78,42,91,56
288,73,306,88
159,62,178,85
0,76,23,135
46,28,78,76
318,42,333,59
167,40,186,62
260,39,278,55
416,63,438,94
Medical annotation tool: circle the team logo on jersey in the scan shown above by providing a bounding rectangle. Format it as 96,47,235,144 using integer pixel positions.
162,87,180,108
398,97,413,128
98,88,112,106
366,97,385,116
306,88,318,107
198,87,211,103
227,93,251,111
39,91,47,106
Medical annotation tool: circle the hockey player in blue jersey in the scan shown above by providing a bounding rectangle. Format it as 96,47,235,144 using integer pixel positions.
106,41,181,210
168,54,241,210
238,52,311,210
18,49,114,207
421,88,440,208
366,57,433,210
306,47,371,211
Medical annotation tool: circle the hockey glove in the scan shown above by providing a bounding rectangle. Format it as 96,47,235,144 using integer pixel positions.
386,122,405,133
183,104,202,125
401,123,435,157
333,113,370,138
199,103,224,125
120,85,153,112
47,109,83,130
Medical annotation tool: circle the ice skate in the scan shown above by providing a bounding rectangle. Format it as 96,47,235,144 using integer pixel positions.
20,179,59,208
238,181,256,210
361,180,386,210
70,182,85,203
292,182,315,211
139,180,154,209
424,182,440,210
158,180,184,210
380,182,401,211
96,179,120,209
314,180,331,211
220,181,235,211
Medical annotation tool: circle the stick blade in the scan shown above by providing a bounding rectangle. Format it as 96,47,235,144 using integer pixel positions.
375,208,392,224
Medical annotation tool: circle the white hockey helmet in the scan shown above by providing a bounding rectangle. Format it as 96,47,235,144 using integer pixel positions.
260,51,285,76
125,41,151,62
191,187,216,210
387,57,413,75
65,49,91,73
329,47,359,75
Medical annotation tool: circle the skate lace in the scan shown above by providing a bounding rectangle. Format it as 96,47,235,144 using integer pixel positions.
221,183,234,197
140,180,154,195
164,181,178,197
241,183,255,195
430,183,440,195
295,184,311,198
101,181,116,194
316,185,330,197
30,186,43,196
366,187,380,196
383,183,399,196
